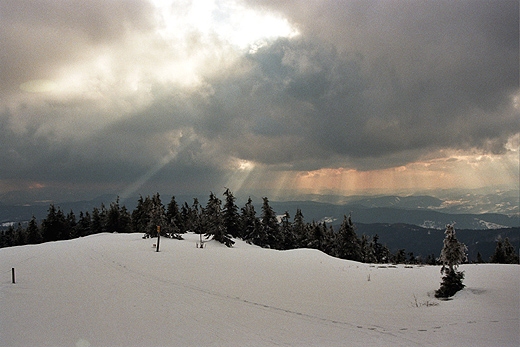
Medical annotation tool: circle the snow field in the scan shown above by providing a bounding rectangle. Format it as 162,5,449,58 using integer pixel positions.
1,233,518,346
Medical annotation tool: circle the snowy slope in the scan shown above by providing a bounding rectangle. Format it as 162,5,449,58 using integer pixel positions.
1,233,518,347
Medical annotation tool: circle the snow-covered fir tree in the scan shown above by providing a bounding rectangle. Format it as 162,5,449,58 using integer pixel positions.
435,224,467,298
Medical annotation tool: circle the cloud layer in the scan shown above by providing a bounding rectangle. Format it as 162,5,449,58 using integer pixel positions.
0,0,518,202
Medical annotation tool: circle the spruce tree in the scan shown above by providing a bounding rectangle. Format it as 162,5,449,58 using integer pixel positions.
75,211,92,237
189,198,202,235
180,202,192,233
292,208,307,248
491,237,519,264
502,238,519,264
222,189,241,238
241,197,260,243
308,222,326,251
204,192,234,247
280,211,295,250
106,197,122,233
42,205,67,242
393,249,407,264
91,207,104,234
260,197,281,249
14,223,27,246
132,196,152,235
360,234,376,263
335,214,361,261
2,225,15,247
372,234,388,263
147,193,167,238
435,224,467,298
26,216,42,244
119,205,132,233
166,196,183,235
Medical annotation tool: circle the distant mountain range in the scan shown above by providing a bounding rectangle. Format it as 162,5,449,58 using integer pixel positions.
268,200,518,230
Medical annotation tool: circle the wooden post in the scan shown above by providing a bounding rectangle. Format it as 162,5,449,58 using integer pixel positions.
156,226,161,252
12,267,15,284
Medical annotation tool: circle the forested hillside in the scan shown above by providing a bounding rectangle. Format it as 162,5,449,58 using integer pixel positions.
1,190,518,264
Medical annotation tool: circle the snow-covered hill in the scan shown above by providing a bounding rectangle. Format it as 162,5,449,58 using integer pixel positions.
1,233,518,346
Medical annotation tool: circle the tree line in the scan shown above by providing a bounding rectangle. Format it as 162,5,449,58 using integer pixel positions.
1,189,518,264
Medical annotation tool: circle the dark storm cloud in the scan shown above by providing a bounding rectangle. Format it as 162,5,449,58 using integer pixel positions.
0,0,518,202
193,23,518,169
225,0,519,166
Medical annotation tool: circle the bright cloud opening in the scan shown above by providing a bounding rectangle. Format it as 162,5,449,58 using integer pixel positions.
151,0,299,52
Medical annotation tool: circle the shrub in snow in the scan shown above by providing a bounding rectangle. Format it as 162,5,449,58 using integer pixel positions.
435,224,467,299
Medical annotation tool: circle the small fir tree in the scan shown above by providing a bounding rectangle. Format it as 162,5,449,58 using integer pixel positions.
435,224,467,299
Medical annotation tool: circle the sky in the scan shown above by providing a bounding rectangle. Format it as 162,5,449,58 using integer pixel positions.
1,0,518,204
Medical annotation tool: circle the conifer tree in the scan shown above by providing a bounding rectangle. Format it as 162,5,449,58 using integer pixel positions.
280,211,295,250
241,197,260,242
2,225,15,247
147,193,167,238
91,207,104,234
393,249,407,264
132,196,152,235
119,205,132,233
166,196,183,235
360,234,376,263
435,224,467,298
65,210,76,239
491,237,519,264
14,223,27,246
204,192,234,247
502,238,519,264
106,197,122,233
335,214,361,261
292,208,307,248
372,234,389,263
189,198,202,235
260,197,281,249
308,221,326,251
180,202,192,233
42,205,67,242
75,211,92,238
26,216,42,244
222,189,241,238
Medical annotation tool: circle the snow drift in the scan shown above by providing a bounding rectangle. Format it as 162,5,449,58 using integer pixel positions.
1,233,518,346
